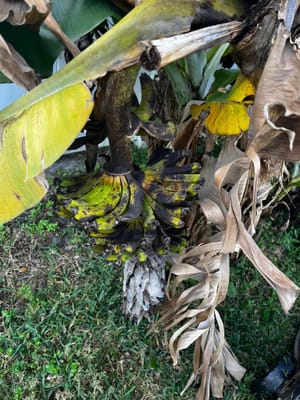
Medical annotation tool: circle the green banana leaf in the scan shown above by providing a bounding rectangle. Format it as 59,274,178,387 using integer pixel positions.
165,63,192,108
0,0,123,81
0,0,199,223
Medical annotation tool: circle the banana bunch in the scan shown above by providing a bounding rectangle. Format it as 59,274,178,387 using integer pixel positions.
57,150,203,261
58,171,143,223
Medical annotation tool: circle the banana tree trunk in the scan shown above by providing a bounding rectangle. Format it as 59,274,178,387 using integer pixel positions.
104,64,139,175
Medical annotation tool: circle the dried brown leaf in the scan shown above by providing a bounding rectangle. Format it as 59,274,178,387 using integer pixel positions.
249,23,300,162
0,0,51,29
44,13,80,58
237,220,300,313
0,35,40,89
223,342,246,381
161,133,299,399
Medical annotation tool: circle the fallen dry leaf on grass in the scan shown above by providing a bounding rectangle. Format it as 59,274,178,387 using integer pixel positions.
160,138,299,399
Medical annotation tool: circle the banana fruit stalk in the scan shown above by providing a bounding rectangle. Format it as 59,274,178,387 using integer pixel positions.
57,150,203,261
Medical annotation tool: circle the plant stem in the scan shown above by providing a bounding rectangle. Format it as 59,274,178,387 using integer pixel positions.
104,64,139,175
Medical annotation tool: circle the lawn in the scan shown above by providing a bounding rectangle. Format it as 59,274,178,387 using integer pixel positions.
0,181,299,400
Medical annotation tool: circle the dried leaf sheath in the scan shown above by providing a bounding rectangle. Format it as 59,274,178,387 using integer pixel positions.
160,239,245,399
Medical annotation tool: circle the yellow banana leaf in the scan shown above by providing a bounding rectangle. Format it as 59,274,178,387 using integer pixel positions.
0,83,93,223
191,74,255,135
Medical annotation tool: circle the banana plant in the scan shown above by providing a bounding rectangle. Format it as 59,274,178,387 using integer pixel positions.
0,0,245,223
0,0,247,335
2,2,300,400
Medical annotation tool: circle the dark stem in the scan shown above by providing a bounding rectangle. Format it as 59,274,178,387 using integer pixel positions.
104,64,139,175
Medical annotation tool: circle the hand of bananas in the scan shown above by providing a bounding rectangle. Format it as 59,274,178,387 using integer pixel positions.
57,150,203,262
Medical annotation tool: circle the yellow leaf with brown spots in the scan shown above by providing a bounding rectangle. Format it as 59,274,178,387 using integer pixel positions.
0,83,93,223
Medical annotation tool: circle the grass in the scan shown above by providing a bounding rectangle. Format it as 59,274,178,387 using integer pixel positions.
0,189,299,400
221,218,300,399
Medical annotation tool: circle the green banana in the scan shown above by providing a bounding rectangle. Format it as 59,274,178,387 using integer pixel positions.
159,181,200,194
57,150,204,259
142,194,159,240
94,219,144,257
167,205,190,219
160,173,201,184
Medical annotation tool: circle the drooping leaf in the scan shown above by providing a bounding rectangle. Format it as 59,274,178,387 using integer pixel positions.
0,0,199,122
248,23,300,162
0,83,93,223
191,74,255,135
0,34,40,89
161,137,299,399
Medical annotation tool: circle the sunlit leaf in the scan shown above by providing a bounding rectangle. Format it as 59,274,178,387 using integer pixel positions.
191,74,255,135
0,0,198,121
0,83,93,223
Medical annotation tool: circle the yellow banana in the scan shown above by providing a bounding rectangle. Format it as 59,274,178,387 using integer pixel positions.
64,174,122,221
94,175,130,231
58,170,104,200
77,173,115,204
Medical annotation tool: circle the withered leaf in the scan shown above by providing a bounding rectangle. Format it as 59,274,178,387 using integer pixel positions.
0,0,51,30
249,24,300,162
0,35,40,89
